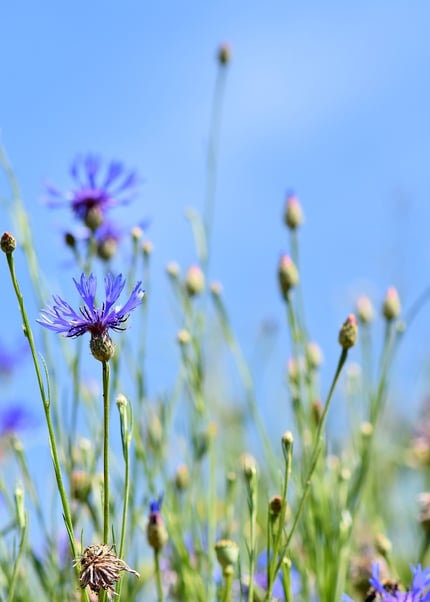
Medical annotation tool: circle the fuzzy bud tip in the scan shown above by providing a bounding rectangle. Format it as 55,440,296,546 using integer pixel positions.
338,314,358,349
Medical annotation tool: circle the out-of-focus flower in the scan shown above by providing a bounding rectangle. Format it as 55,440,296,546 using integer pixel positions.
382,287,401,321
37,273,144,361
344,562,430,601
147,495,168,550
0,404,33,436
74,544,139,600
0,339,27,378
46,154,139,230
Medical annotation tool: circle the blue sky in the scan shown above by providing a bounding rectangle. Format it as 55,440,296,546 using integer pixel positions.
1,1,430,438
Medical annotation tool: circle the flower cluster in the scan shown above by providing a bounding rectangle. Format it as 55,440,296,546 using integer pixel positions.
344,563,430,601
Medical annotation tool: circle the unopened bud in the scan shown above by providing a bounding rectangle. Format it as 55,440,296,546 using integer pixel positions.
240,453,257,480
338,314,358,349
185,265,205,296
142,240,153,256
210,281,223,297
217,43,231,66
306,342,323,370
84,206,104,231
166,261,180,278
278,255,299,299
284,192,303,230
177,329,191,346
1,232,16,254
356,296,374,324
175,464,190,491
214,539,239,573
64,232,76,249
382,287,401,321
269,495,283,518
375,533,392,557
97,237,118,261
71,470,92,503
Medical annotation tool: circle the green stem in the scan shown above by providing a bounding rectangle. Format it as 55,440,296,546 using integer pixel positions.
221,569,233,602
8,523,26,602
4,251,88,602
102,360,111,543
275,348,348,573
154,548,164,602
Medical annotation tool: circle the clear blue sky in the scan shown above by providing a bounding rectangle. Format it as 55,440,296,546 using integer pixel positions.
1,1,430,435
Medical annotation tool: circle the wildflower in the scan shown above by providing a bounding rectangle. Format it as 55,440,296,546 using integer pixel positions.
147,495,168,551
0,405,33,436
74,544,139,600
344,562,430,601
37,273,144,361
46,154,139,230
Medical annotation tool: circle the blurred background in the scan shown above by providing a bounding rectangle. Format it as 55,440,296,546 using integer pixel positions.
1,1,430,445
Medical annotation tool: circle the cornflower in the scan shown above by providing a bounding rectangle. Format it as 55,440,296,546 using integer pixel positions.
37,273,144,361
46,154,139,230
344,563,430,601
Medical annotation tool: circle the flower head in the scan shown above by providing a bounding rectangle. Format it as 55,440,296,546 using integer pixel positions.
37,273,144,361
46,154,139,230
74,544,139,600
344,563,430,601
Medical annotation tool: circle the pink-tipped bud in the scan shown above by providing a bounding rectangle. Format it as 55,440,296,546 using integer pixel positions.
284,192,303,230
356,296,374,324
185,265,205,297
278,254,299,299
338,314,358,349
1,232,16,254
382,287,401,321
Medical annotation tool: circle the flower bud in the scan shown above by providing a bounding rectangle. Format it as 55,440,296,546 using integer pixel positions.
375,533,392,557
166,261,180,279
284,192,303,230
71,470,92,503
306,342,323,370
338,314,358,349
97,237,118,261
1,232,16,254
89,332,115,362
217,43,231,66
142,240,153,256
131,226,143,241
278,255,299,299
214,539,239,574
64,232,77,249
210,281,223,297
174,464,190,491
269,495,283,518
382,287,401,321
177,329,191,346
84,206,104,231
418,492,430,535
240,453,257,480
356,295,374,324
185,265,205,296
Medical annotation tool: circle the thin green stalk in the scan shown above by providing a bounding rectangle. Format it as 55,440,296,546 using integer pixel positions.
116,395,132,599
207,435,217,602
221,569,234,602
8,488,26,602
154,549,164,602
4,249,89,602
102,360,111,543
266,435,293,599
274,348,348,574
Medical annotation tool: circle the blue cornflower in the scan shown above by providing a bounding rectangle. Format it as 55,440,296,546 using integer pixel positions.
37,273,144,361
343,563,430,601
46,154,139,230
0,404,33,436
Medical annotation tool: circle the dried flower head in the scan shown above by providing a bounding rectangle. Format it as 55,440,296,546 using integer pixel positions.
37,273,144,361
74,544,139,600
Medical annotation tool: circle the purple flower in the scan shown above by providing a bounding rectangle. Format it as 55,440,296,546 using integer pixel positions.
37,273,144,361
344,563,430,601
0,340,27,377
0,404,33,436
46,154,139,230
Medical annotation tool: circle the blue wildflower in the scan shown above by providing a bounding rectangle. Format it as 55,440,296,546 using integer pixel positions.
344,563,430,601
0,404,33,436
37,273,144,361
46,154,139,230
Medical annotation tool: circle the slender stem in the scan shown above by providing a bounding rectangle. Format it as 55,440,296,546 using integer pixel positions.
275,348,348,573
102,360,111,543
4,251,88,602
8,523,26,602
221,569,234,602
154,549,163,602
